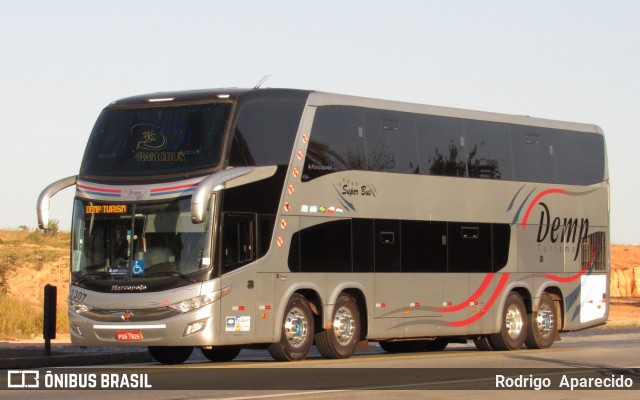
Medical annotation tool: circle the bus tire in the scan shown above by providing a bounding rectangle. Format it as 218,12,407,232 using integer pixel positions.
473,336,494,351
268,293,314,361
379,340,400,352
148,346,193,364
200,346,241,362
489,292,527,350
422,338,448,351
315,293,360,359
525,293,558,349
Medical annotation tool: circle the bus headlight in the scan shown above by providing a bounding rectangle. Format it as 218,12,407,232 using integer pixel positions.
169,285,232,313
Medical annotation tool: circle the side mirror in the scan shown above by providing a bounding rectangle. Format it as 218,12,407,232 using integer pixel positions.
190,167,255,224
37,176,77,230
190,166,277,223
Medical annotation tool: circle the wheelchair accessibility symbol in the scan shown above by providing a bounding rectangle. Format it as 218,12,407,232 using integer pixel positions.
132,260,145,275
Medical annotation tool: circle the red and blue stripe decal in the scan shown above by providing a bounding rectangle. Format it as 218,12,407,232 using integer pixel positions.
446,273,511,327
381,273,512,328
77,184,122,197
437,273,496,313
150,183,198,197
509,185,599,229
77,182,198,198
544,245,597,283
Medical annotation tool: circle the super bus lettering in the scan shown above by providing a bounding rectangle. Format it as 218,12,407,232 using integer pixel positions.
341,185,375,197
535,202,589,261
340,179,376,198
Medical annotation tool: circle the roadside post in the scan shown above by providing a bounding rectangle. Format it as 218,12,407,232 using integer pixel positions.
43,284,57,356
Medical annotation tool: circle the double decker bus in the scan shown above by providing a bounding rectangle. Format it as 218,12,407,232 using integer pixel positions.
38,88,609,363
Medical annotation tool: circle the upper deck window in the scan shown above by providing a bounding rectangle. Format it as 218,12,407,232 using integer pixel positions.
80,102,232,178
304,105,605,185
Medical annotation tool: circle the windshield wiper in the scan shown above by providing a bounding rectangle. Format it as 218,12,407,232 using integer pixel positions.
74,272,117,285
141,271,197,284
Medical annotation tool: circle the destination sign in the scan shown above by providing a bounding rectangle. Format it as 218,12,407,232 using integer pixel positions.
85,205,128,214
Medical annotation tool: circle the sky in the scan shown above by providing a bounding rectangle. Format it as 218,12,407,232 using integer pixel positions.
1,1,638,244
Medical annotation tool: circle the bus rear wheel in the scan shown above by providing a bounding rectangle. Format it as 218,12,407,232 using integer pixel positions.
148,346,193,364
525,293,558,349
315,293,361,359
422,338,448,351
268,293,314,361
489,292,527,350
200,346,241,362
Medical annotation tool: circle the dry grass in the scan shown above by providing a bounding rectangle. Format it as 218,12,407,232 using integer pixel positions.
0,295,68,340
0,229,70,339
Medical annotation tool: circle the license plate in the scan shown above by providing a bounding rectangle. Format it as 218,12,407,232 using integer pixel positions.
116,330,143,341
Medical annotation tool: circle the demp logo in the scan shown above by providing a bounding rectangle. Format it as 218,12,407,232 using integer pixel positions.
508,187,597,261
7,370,40,388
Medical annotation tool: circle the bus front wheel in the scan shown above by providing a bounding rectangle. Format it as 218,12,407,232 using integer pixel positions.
268,293,314,361
489,292,527,350
315,293,361,359
200,346,241,362
148,346,193,364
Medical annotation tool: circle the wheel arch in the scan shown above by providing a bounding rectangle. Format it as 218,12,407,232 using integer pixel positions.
326,283,368,340
540,285,565,332
272,283,324,341
510,286,533,313
297,288,324,334
338,288,369,341
491,283,532,333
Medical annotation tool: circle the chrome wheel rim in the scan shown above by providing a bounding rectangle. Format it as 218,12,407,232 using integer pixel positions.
536,304,554,337
284,307,309,348
505,304,524,339
333,306,356,345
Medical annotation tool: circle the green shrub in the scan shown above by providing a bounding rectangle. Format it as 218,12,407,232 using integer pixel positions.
0,253,17,295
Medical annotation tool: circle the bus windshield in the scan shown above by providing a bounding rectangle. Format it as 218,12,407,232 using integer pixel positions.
80,102,232,178
71,197,211,284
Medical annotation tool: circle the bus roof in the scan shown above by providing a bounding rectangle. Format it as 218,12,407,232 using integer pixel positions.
107,87,602,135
107,88,312,107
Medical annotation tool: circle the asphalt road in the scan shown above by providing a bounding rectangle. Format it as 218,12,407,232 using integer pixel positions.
3,329,639,400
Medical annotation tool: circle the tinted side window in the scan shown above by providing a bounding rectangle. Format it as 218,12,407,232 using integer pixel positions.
229,100,305,167
401,221,447,272
511,126,556,183
288,230,300,272
375,219,400,272
303,106,365,181
364,109,419,174
353,218,374,272
554,130,605,185
493,224,510,271
220,213,256,274
417,115,466,177
464,120,513,180
448,223,492,272
299,219,352,272
257,215,275,259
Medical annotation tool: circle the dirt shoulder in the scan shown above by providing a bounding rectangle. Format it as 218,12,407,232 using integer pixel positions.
608,297,640,327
